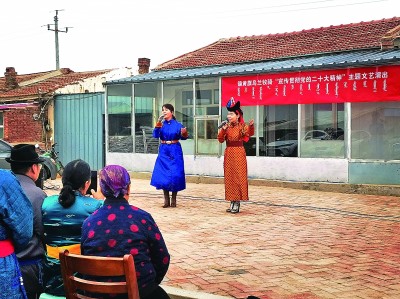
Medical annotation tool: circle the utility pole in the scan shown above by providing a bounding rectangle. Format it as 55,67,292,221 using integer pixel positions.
47,10,71,70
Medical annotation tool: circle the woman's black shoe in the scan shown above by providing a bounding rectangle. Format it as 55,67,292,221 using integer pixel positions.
226,201,234,212
230,201,240,213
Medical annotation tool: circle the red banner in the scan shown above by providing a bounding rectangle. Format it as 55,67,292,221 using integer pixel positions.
221,65,400,106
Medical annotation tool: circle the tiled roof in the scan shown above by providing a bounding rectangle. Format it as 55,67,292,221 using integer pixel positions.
0,68,113,100
107,49,400,85
155,17,400,70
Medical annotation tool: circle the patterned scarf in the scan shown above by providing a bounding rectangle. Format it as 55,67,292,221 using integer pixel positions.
99,165,131,198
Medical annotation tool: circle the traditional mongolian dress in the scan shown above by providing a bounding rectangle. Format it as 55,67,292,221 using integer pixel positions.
41,192,103,296
0,170,33,299
218,121,254,202
150,118,188,192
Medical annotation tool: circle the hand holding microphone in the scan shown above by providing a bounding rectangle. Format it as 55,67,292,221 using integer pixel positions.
158,115,165,122
218,118,229,129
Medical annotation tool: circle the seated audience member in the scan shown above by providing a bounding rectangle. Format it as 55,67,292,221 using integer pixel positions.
41,159,103,296
81,165,170,299
6,144,47,299
0,169,33,299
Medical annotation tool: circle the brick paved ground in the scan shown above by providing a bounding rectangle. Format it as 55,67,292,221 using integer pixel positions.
44,179,400,299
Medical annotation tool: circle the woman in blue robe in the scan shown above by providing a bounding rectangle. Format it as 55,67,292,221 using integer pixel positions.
0,169,33,299
150,104,188,208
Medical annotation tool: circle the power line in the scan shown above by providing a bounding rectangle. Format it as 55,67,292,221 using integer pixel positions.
189,0,389,19
223,0,387,12
243,0,389,16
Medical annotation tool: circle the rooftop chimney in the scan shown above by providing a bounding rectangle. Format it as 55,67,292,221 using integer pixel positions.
381,24,400,49
4,67,18,90
138,58,150,74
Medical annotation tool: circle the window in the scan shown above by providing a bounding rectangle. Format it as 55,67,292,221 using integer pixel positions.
261,105,298,157
193,79,220,155
195,117,220,155
107,84,133,153
300,103,345,158
133,82,162,154
351,102,400,160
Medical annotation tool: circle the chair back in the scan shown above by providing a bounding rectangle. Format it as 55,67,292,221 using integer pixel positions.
60,250,140,299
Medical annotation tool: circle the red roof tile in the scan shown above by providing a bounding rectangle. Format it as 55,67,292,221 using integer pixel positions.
0,68,113,100
155,17,400,70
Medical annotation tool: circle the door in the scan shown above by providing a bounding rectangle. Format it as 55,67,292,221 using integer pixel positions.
195,116,220,155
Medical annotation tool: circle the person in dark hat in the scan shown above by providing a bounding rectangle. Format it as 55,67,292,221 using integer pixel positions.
217,98,254,213
6,144,47,299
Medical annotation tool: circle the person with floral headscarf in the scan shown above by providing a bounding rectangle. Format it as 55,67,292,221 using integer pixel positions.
218,98,254,213
81,165,171,299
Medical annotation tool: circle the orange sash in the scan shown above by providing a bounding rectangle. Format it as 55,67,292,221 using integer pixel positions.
46,243,81,259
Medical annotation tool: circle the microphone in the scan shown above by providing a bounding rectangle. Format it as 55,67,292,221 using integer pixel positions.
218,119,228,129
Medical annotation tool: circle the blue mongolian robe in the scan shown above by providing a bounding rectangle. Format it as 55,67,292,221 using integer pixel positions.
0,170,33,299
150,118,187,192
41,192,103,296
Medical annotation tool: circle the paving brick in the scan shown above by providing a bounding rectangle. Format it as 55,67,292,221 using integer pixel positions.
44,178,400,299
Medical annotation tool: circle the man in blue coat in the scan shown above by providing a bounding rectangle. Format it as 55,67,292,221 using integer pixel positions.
0,169,33,299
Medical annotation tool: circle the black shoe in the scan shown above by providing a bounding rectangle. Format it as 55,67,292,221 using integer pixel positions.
226,201,234,212
230,201,240,214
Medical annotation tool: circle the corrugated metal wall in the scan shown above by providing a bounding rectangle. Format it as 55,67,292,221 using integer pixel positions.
54,93,104,171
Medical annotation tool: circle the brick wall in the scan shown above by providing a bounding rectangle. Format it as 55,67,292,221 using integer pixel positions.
3,106,44,143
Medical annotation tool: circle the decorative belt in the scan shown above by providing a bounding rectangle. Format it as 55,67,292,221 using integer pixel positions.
0,239,14,257
161,140,179,144
227,141,243,147
46,243,81,260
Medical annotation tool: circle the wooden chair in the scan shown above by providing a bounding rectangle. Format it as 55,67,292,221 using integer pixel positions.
59,250,140,299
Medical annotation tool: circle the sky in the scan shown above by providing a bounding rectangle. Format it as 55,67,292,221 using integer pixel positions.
0,0,398,75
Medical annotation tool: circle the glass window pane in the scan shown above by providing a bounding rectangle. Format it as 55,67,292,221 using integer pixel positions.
164,79,194,155
107,84,133,153
261,105,298,157
195,79,219,115
300,104,345,158
196,118,220,155
351,102,400,160
133,82,161,154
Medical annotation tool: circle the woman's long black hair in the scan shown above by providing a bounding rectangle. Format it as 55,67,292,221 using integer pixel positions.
58,159,91,208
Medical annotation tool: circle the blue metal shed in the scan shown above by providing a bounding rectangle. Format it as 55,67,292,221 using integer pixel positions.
54,93,104,171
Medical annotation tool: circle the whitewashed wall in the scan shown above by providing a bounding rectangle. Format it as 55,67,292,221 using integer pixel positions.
107,153,348,183
55,68,135,94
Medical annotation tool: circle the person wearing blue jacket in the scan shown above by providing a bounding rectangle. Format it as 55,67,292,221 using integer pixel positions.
150,104,188,208
0,169,33,299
